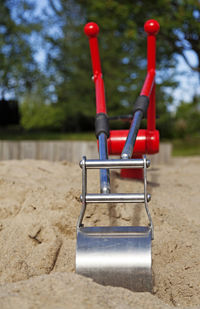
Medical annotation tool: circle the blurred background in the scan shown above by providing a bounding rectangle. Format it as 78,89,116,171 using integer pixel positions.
0,0,199,156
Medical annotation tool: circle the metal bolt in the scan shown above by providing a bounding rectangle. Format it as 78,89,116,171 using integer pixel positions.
146,159,151,168
147,194,151,202
121,153,130,160
79,160,83,169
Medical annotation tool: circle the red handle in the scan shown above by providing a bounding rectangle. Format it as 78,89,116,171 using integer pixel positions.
142,19,160,131
84,20,160,130
84,22,102,78
84,22,107,114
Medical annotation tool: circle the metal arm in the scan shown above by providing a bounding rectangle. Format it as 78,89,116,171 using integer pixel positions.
98,132,110,194
121,20,159,159
121,110,143,159
84,22,110,194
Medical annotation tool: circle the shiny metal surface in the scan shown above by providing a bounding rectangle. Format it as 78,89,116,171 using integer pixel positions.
76,155,153,291
80,158,150,169
121,110,143,159
80,193,151,203
77,156,87,228
98,133,110,194
76,226,152,292
144,156,154,239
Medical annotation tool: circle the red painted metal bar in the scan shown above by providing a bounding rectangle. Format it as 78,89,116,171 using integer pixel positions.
148,83,156,131
84,22,101,76
120,20,160,161
84,22,107,114
140,70,155,97
143,19,160,131
95,75,107,114
107,129,159,155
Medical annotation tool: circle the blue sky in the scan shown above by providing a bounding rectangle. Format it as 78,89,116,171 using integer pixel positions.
171,51,199,111
34,0,199,112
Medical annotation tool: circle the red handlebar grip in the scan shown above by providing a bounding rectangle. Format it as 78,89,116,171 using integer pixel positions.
144,19,160,36
84,22,102,77
84,22,99,37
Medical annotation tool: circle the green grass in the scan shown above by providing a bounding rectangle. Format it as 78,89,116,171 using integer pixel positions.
0,128,96,141
172,137,200,156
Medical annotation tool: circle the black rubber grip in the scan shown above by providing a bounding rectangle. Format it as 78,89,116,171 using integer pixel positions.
95,113,110,138
133,95,149,118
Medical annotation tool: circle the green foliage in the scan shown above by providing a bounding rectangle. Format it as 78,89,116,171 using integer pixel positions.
44,0,199,136
175,95,200,138
0,127,96,140
1,0,200,139
20,95,65,130
0,0,42,99
172,136,200,156
156,0,200,74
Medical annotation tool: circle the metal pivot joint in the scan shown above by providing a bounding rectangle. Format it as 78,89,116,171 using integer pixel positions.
121,110,143,159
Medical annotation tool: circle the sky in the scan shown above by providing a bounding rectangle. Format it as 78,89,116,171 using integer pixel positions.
34,0,199,112
171,51,199,111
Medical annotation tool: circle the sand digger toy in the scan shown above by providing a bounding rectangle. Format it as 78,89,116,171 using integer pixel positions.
76,20,160,292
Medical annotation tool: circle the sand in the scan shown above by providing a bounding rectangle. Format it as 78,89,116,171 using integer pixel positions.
0,157,199,308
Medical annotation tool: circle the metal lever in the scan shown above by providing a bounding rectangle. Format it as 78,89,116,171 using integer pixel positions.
98,132,110,194
121,110,143,159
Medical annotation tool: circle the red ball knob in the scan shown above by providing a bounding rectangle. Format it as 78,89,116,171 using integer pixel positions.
84,22,99,37
144,19,160,35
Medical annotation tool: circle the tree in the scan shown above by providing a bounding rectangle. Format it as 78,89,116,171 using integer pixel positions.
28,0,198,136
0,0,42,99
43,0,179,134
175,95,200,138
20,96,65,131
156,0,200,75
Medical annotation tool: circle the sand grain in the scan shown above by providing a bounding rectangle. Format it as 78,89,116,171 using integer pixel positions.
0,158,199,308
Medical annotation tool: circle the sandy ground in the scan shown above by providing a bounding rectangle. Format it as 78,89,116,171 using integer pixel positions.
0,157,199,308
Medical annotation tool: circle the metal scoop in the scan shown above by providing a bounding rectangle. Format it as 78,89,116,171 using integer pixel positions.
76,156,153,292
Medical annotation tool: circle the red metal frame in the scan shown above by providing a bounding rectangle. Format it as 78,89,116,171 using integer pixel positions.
144,19,160,131
84,20,160,178
84,23,107,114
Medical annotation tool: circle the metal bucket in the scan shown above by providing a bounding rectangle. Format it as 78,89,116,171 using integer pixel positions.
76,226,152,292
76,156,153,292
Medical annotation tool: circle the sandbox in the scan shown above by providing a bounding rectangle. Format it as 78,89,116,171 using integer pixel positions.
0,158,199,308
